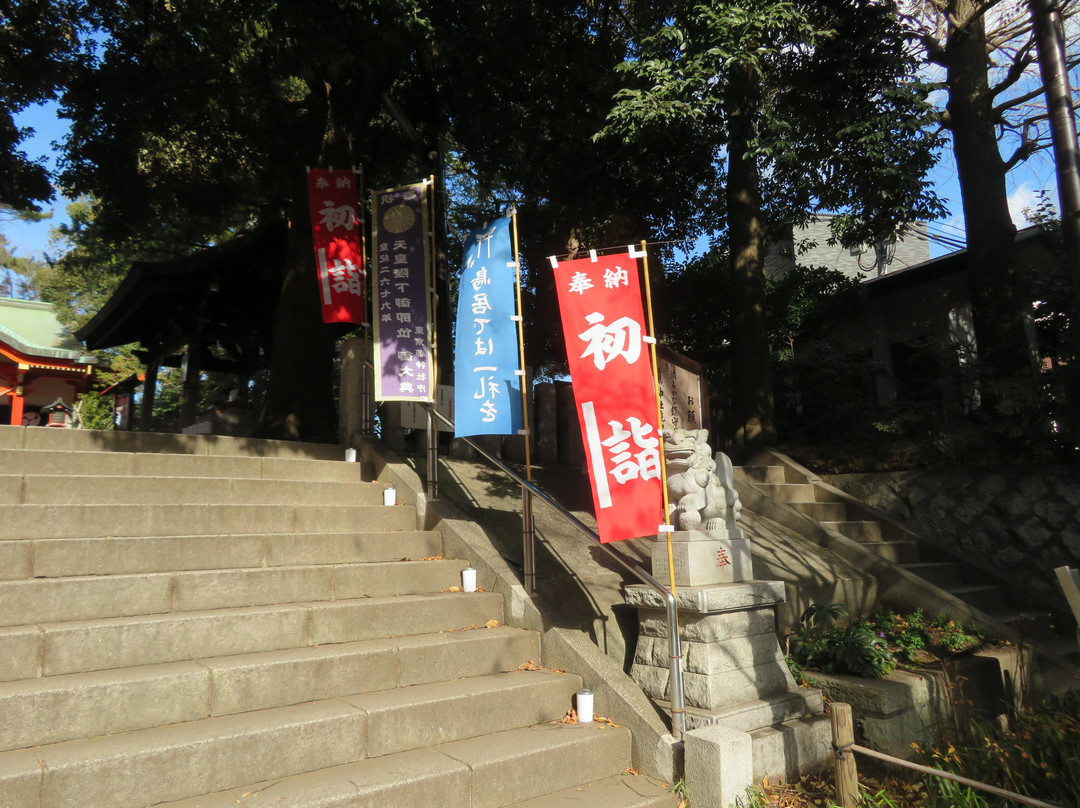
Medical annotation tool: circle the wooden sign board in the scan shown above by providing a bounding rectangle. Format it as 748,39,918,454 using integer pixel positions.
656,345,710,433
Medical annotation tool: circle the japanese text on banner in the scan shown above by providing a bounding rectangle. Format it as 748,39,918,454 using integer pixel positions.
453,217,522,436
306,168,365,325
372,182,433,402
552,253,662,543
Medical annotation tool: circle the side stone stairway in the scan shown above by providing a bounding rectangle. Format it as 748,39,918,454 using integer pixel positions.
735,450,1079,695
0,427,675,808
736,457,1003,615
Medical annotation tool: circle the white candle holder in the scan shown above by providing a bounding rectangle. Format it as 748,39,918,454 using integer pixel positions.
382,487,396,506
462,567,477,592
576,689,593,723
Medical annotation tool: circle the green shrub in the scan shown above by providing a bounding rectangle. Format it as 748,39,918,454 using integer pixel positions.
788,604,895,679
917,690,1080,808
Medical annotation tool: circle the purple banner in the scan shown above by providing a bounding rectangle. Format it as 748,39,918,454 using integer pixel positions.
372,181,434,402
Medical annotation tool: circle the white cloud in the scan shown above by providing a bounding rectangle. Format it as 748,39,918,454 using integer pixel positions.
1008,183,1051,225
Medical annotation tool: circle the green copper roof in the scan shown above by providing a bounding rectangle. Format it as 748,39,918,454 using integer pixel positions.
0,297,97,364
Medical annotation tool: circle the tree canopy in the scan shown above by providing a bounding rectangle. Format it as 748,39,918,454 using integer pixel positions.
11,0,1048,454
601,0,943,444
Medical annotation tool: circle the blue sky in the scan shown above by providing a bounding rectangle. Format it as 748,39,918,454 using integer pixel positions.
0,97,1067,265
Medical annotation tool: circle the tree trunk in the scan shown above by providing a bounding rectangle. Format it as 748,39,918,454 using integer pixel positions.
256,76,344,444
946,0,1032,381
726,63,776,447
257,201,341,443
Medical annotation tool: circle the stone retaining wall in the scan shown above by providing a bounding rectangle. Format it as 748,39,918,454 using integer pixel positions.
826,466,1080,610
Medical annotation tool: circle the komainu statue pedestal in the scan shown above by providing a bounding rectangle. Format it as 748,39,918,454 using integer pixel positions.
627,429,830,782
651,530,753,588
626,581,829,781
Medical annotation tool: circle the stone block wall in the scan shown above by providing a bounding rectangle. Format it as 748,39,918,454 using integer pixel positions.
827,466,1080,610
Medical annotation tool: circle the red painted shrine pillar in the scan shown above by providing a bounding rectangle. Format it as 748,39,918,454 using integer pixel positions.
9,369,25,426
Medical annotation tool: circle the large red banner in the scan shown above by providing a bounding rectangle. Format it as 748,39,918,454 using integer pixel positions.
306,168,366,325
552,252,662,542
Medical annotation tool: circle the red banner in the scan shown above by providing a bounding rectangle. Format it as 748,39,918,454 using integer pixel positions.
307,168,366,325
552,252,662,542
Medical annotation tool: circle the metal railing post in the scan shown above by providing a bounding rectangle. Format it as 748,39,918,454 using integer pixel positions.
426,408,438,499
522,486,536,594
664,591,686,739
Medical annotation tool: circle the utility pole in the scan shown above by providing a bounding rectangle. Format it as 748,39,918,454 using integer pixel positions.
1030,0,1080,458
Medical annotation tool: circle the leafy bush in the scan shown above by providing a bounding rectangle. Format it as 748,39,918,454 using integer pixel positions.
871,607,982,661
916,690,1080,808
788,603,896,679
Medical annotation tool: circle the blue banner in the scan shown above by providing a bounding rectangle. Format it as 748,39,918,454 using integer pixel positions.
453,216,522,436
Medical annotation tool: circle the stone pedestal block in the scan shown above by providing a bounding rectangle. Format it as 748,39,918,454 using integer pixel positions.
651,535,752,587
628,581,796,711
685,724,754,808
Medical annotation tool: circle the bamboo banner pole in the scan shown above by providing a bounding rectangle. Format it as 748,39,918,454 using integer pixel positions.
638,240,676,600
510,205,537,594
425,176,439,499
359,167,373,436
510,206,532,482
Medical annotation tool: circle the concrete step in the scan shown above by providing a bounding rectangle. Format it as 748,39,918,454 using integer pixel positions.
0,502,416,539
749,483,816,503
821,520,884,542
155,722,631,808
0,448,364,482
0,671,581,808
507,773,679,807
0,591,505,681
943,584,1003,615
681,687,824,734
0,425,344,460
859,540,920,564
0,474,384,506
1,530,444,579
748,714,832,783
899,561,963,588
734,465,786,485
787,501,848,521
0,626,539,751
0,559,467,626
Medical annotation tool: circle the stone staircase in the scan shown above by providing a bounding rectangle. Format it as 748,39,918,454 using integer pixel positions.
735,451,1080,695
737,461,1002,615
0,426,675,808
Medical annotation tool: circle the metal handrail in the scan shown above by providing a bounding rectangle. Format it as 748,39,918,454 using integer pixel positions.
421,403,685,740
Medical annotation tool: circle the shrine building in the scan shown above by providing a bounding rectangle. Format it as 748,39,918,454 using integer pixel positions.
0,297,97,426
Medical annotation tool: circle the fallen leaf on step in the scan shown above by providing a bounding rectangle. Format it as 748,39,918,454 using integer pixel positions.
447,586,462,592
485,619,500,628
518,660,542,671
623,767,642,776
560,707,578,724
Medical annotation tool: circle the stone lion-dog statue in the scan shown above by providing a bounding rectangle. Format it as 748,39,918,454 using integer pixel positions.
662,427,741,534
